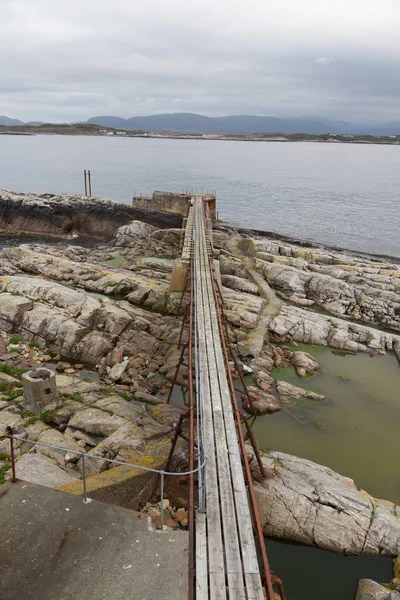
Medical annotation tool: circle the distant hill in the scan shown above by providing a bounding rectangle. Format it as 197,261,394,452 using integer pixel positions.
2,113,400,136
85,113,400,135
0,116,25,126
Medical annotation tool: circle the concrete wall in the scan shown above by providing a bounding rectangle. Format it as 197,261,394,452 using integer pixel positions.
133,191,217,220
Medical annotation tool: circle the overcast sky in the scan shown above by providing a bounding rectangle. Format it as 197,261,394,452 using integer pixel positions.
1,0,400,123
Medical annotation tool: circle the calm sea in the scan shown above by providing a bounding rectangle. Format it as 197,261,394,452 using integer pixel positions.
0,135,399,257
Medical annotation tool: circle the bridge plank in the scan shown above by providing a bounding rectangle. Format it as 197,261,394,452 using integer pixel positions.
198,200,264,599
197,202,247,600
195,201,226,600
196,511,208,600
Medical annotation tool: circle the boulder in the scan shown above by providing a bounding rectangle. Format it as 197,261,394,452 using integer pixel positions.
0,293,33,329
242,386,281,415
35,429,81,466
113,221,157,246
291,351,320,377
68,408,127,437
254,451,400,556
13,452,78,488
276,380,325,404
0,411,24,436
221,274,259,295
134,390,165,405
108,361,128,382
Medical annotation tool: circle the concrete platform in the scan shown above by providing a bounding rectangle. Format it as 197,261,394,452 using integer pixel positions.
0,480,188,600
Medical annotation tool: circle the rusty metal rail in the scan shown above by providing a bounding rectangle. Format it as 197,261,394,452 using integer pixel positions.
3,434,206,531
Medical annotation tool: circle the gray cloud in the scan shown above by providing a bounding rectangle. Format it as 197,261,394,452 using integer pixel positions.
1,0,400,122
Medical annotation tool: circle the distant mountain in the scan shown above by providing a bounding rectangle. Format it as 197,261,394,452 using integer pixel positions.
0,116,25,126
2,113,400,135
85,113,400,135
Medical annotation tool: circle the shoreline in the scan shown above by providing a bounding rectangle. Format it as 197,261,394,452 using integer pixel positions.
1,218,398,266
1,129,400,146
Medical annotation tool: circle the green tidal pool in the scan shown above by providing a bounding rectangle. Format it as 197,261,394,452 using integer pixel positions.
253,346,400,504
250,346,400,600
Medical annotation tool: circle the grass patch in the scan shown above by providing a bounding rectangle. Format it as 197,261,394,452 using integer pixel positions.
23,416,38,428
0,381,13,393
7,389,23,401
60,392,84,403
0,463,11,484
0,364,28,379
8,335,21,345
117,391,131,401
39,410,54,424
70,392,84,403
28,341,40,349
0,453,11,461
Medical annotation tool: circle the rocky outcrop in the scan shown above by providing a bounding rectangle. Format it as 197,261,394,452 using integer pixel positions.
0,190,182,239
112,220,157,246
0,274,179,367
14,453,78,487
269,304,400,361
254,450,400,556
276,380,326,404
241,236,400,333
0,247,171,312
356,580,400,599
242,386,281,415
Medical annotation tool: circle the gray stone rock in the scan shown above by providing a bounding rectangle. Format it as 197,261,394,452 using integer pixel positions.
0,411,24,436
113,221,156,246
269,304,400,360
221,274,259,295
243,386,281,415
291,351,320,377
134,390,165,405
276,380,326,403
81,422,146,475
254,451,400,556
356,580,400,599
68,408,127,437
14,452,78,487
35,429,81,466
108,361,128,382
0,293,33,330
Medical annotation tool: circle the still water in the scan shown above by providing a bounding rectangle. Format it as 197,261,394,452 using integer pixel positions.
251,347,400,600
0,134,399,257
253,347,400,504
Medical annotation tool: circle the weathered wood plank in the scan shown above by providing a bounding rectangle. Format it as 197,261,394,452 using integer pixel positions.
196,511,208,600
194,200,226,599
196,199,264,598
197,207,246,598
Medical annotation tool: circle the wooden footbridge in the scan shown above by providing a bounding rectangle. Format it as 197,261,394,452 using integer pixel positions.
167,196,284,600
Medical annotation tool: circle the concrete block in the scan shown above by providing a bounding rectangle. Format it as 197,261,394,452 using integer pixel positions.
22,368,58,415
169,260,189,292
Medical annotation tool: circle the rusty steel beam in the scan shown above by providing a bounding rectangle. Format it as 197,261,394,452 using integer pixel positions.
164,410,190,473
166,343,187,405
